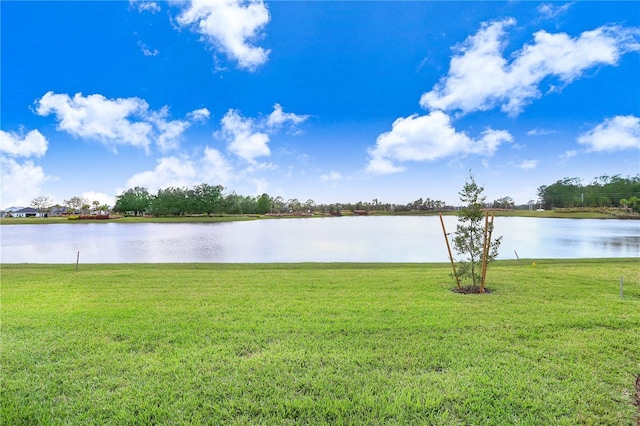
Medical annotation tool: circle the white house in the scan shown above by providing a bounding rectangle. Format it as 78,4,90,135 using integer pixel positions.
12,207,42,218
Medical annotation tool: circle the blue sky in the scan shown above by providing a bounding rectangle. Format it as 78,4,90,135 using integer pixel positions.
1,1,639,209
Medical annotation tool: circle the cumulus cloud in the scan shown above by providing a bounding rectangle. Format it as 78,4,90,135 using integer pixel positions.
577,115,640,151
34,92,208,153
366,110,513,174
420,19,640,116
81,191,115,208
176,0,270,71
127,156,198,191
0,127,53,207
220,109,271,163
0,129,48,157
147,106,191,152
187,108,211,122
126,147,233,194
0,157,51,207
218,104,308,163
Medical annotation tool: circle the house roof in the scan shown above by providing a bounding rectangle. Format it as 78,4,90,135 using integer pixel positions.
15,207,39,213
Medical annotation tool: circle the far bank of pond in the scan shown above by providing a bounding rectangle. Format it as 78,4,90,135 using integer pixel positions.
1,208,638,225
1,216,638,263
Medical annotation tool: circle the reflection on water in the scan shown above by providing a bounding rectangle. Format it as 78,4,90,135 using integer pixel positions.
1,216,638,263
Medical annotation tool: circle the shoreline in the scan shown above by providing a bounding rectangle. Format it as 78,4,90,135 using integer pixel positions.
1,209,638,225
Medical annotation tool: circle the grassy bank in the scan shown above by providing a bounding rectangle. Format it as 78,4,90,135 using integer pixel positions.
2,260,639,424
0,215,259,225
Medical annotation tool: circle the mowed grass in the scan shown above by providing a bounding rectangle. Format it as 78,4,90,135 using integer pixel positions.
2,260,639,424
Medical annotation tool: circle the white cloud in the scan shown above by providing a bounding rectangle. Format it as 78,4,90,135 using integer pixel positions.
577,115,640,152
538,3,573,19
527,128,557,136
266,103,310,131
0,129,48,157
127,156,198,192
0,156,51,208
420,20,640,116
320,171,343,182
561,149,577,159
126,147,233,194
176,0,270,71
245,162,278,173
201,147,233,183
131,0,160,14
147,106,191,152
218,105,308,163
81,191,115,208
35,92,154,151
187,108,211,122
34,92,206,153
366,110,513,174
137,40,159,56
517,159,538,170
220,109,271,163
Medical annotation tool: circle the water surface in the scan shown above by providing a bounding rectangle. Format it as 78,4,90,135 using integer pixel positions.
1,216,638,263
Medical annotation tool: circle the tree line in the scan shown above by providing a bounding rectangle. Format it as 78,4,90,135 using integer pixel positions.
111,184,452,216
537,175,640,211
23,173,639,217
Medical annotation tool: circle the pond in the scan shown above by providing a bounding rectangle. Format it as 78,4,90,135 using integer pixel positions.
1,216,638,263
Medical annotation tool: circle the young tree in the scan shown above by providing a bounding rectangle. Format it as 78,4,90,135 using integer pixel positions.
452,172,502,290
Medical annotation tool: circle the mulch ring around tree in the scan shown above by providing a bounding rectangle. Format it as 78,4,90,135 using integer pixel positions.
451,286,493,294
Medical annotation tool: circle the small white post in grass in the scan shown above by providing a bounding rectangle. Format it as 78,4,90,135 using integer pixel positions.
620,276,623,299
76,251,80,271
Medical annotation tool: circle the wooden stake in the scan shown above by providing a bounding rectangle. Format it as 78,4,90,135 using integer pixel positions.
76,251,80,271
479,211,489,292
439,212,460,289
480,211,494,293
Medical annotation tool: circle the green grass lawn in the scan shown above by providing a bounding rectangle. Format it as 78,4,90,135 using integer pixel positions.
2,260,639,424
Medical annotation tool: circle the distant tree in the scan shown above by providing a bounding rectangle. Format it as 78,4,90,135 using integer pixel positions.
492,196,515,209
622,196,640,213
452,172,502,290
287,198,301,213
150,187,187,216
222,192,244,214
113,187,151,216
188,183,224,215
304,199,316,213
30,196,53,216
255,193,272,214
64,196,87,213
272,196,284,213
